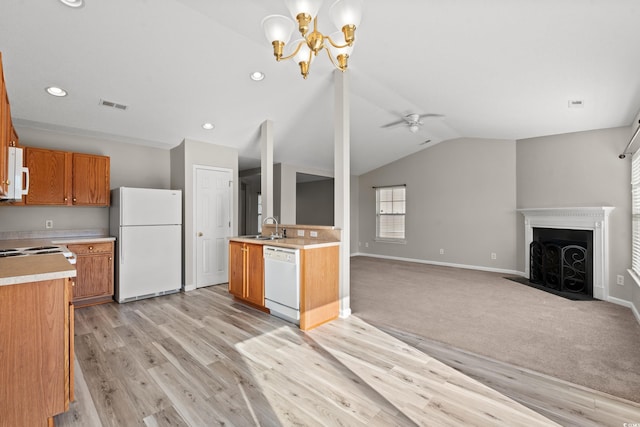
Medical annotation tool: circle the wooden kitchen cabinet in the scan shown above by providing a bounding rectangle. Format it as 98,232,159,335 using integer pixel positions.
67,241,114,307
24,147,110,206
300,245,339,331
0,277,74,426
0,51,19,199
228,240,265,308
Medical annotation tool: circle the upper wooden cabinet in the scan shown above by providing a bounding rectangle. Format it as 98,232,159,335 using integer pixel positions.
0,51,18,198
25,147,110,206
72,152,110,206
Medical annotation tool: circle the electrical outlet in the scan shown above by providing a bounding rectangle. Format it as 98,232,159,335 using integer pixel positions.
439,248,444,254
310,231,318,238
45,220,53,229
365,242,369,248
491,252,497,260
617,275,625,286
297,230,305,237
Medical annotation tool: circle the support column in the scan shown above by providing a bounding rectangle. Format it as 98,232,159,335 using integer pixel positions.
334,70,351,318
260,120,274,219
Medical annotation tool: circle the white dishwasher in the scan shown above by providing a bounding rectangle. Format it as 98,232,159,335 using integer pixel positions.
264,246,300,325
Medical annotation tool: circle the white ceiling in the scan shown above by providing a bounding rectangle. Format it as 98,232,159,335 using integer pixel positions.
2,0,640,175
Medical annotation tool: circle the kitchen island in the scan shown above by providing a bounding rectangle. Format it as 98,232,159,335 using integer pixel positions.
229,225,341,331
0,253,76,426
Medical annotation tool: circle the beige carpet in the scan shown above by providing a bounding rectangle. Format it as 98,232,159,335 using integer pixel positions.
350,256,640,403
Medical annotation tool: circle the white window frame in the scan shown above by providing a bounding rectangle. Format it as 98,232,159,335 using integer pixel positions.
631,153,640,283
375,185,406,243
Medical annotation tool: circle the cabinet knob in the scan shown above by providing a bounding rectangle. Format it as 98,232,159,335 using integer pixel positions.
64,197,68,202
73,197,77,203
88,246,93,250
198,232,203,237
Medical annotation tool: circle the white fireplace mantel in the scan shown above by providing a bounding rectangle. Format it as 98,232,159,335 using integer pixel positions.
518,207,615,300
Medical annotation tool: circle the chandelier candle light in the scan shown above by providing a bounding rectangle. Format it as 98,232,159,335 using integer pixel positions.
262,0,363,79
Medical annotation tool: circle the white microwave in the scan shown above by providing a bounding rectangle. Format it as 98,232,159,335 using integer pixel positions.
1,146,29,201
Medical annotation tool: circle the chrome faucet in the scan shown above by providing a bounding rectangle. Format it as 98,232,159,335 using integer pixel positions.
262,216,279,237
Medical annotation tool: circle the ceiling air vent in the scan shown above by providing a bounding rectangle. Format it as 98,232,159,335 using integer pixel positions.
99,99,128,111
568,99,584,108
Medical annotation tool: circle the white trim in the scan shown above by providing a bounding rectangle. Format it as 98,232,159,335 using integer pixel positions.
607,296,640,326
352,253,523,276
518,207,615,301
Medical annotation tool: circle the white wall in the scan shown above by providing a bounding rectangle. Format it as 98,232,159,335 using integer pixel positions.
357,137,518,273
0,126,170,233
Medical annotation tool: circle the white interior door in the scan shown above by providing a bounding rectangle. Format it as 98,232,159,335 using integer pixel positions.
196,167,232,287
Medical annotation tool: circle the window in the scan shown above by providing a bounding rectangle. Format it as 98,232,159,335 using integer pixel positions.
376,185,406,240
632,154,640,276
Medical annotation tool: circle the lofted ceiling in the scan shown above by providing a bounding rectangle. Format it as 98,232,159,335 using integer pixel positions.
1,0,640,175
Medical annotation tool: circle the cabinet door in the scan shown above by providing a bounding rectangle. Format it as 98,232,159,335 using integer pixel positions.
72,153,110,206
245,243,264,306
73,253,112,299
25,147,72,205
228,241,245,298
67,242,114,306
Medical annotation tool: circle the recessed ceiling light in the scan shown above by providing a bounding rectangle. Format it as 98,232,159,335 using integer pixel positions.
45,86,68,97
250,71,265,81
59,0,84,7
202,123,215,130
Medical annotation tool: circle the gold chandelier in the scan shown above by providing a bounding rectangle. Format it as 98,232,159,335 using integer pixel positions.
262,0,363,79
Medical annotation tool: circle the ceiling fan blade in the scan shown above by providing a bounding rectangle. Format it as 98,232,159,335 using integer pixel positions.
418,113,444,120
380,119,407,128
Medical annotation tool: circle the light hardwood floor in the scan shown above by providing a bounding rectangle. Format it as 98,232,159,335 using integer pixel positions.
54,285,640,426
56,285,562,427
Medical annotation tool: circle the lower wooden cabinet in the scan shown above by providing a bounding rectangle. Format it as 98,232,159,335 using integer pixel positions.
300,245,339,330
228,241,265,308
0,277,74,426
66,241,114,307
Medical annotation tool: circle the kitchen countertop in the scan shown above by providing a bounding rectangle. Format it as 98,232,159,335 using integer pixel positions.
0,254,76,286
229,235,340,249
0,234,115,286
0,235,115,250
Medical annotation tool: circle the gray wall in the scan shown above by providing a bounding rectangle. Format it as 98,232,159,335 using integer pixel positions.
170,139,238,290
517,126,632,302
0,126,170,233
296,178,334,226
357,137,518,272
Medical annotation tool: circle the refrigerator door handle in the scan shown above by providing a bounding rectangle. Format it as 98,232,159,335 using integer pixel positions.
120,230,124,264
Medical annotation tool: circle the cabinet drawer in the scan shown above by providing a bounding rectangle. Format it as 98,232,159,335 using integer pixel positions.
67,242,113,255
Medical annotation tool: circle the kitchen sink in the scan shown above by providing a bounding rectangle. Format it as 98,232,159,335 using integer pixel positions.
243,235,283,240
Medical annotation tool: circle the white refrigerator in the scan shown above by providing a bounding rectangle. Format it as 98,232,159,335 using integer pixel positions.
110,187,182,303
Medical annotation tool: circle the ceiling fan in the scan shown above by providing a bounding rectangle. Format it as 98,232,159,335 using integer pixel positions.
381,113,443,133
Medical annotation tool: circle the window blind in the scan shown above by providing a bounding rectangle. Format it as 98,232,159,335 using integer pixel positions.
632,153,640,275
376,185,406,239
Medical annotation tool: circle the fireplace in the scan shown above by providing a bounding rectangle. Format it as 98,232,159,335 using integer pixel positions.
518,207,614,301
530,228,593,297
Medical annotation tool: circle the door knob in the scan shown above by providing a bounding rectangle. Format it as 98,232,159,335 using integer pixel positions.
198,232,203,237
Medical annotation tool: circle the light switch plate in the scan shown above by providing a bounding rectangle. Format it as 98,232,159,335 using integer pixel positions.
297,230,304,237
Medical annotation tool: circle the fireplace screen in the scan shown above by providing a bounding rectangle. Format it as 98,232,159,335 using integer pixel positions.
530,228,593,296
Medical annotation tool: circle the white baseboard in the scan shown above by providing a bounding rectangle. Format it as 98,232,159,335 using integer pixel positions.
351,253,523,276
608,296,640,325
184,284,196,292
